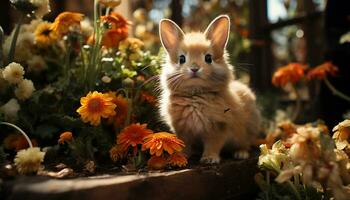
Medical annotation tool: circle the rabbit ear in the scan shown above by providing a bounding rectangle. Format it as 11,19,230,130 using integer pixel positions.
159,19,184,60
204,15,230,59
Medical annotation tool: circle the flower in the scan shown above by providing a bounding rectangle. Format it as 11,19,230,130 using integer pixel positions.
272,63,306,87
51,12,84,36
117,123,153,153
4,134,37,151
289,127,321,161
99,12,130,48
58,131,73,144
34,22,58,47
168,153,188,167
307,62,338,80
30,0,51,18
133,8,147,23
14,147,45,174
76,91,116,126
140,91,157,105
101,75,112,83
2,62,25,84
258,141,289,172
142,132,185,156
27,55,46,72
119,37,144,60
0,98,20,121
99,0,122,7
15,79,36,100
106,92,128,128
332,119,350,150
109,145,126,162
147,156,167,170
3,32,35,63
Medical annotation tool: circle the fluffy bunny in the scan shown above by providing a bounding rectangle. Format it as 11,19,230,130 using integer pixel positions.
158,15,261,163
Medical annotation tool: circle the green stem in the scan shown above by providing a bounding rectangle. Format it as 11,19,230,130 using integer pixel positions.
291,85,301,122
287,180,302,200
7,14,24,64
125,89,133,126
324,77,350,102
0,122,33,148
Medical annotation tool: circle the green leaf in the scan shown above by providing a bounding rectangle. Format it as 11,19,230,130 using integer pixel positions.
34,124,59,140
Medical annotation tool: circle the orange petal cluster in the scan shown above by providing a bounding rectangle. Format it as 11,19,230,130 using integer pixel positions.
106,92,128,128
307,61,338,80
51,12,84,36
142,132,185,156
58,131,73,144
100,12,130,48
272,63,307,87
117,123,153,153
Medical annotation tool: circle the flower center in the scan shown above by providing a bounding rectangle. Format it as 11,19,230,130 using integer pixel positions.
87,98,103,112
41,29,52,36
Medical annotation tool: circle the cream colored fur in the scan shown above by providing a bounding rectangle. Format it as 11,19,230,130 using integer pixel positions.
159,15,260,163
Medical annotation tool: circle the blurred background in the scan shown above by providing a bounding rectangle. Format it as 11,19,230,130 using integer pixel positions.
1,0,349,126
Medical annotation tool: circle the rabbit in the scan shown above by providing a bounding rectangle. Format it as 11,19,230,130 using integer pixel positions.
158,15,261,164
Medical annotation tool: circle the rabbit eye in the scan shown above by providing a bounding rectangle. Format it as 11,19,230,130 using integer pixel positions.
205,54,212,64
179,55,186,64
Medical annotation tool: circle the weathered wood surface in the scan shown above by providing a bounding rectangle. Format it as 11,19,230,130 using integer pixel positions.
2,158,258,200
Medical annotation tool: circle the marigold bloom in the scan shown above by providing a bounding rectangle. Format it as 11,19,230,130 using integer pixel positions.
34,22,57,47
147,156,167,170
142,132,185,156
106,92,128,128
332,119,350,150
58,131,73,144
51,12,84,36
272,63,306,87
140,91,157,105
99,12,129,48
109,145,126,162
117,123,153,153
289,127,321,161
14,147,45,174
307,62,339,80
76,91,116,126
168,153,188,167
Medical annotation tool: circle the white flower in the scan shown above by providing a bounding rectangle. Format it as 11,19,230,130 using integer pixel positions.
258,141,289,172
340,31,350,44
0,98,20,121
0,69,8,93
29,0,51,19
3,32,35,63
80,18,93,37
15,79,35,100
21,19,43,33
14,147,45,174
27,55,46,72
2,62,25,84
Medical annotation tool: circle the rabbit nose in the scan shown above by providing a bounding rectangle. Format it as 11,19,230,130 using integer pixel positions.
191,68,199,73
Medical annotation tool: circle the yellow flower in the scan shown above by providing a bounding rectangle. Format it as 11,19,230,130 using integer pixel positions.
333,119,350,150
58,131,73,144
109,145,126,162
34,22,57,47
142,132,185,156
258,141,289,172
99,0,122,7
168,153,188,167
76,91,116,126
2,62,24,84
14,147,45,174
147,156,167,170
106,92,128,128
272,63,306,87
51,12,84,36
117,123,153,154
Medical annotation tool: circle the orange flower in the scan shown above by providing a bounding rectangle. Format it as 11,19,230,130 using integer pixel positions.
140,91,157,105
51,12,84,36
117,123,153,153
106,92,128,128
307,62,338,80
109,145,126,162
76,91,116,126
168,153,188,167
142,132,185,156
34,22,57,47
272,63,306,87
58,131,73,144
99,12,129,48
4,134,37,151
147,156,167,170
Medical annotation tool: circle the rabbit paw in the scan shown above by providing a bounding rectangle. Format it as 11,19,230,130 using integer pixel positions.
234,150,249,159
